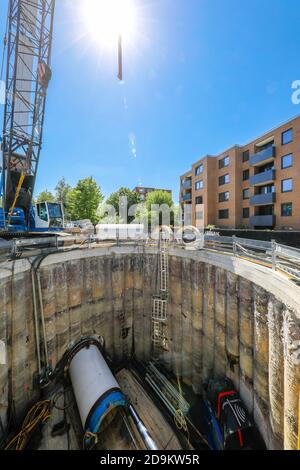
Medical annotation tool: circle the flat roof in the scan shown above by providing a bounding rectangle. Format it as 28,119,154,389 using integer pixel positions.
240,113,300,147
180,114,300,177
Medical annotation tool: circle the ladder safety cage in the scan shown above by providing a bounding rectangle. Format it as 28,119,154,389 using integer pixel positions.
152,297,167,322
151,230,170,358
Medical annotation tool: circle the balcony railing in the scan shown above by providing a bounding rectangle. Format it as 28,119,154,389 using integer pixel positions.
250,215,276,227
250,145,276,167
250,192,276,206
182,179,191,190
182,192,192,202
250,169,276,186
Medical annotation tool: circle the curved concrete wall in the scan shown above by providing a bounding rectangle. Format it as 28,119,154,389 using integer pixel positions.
0,246,299,449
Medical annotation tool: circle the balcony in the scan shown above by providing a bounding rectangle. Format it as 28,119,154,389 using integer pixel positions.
250,192,276,206
250,169,276,187
182,179,191,191
182,192,192,202
250,145,276,167
250,215,276,227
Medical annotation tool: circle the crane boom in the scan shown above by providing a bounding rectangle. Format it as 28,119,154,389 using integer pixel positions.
1,0,55,228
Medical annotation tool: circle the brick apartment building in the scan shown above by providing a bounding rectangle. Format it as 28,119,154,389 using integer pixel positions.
133,186,172,201
180,115,300,230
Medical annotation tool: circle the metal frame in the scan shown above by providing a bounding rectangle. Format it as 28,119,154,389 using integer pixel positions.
152,233,170,358
2,0,55,225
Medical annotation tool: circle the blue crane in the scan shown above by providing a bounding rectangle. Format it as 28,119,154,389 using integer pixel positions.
0,1,124,238
0,0,65,236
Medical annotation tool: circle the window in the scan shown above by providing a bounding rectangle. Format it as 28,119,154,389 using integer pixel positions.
281,153,293,169
242,150,250,162
219,191,229,202
195,196,203,205
243,188,250,200
195,180,203,191
195,164,203,175
282,128,293,145
281,203,292,217
219,209,229,219
243,169,249,181
243,208,250,219
219,174,230,186
219,156,230,169
281,178,293,193
37,203,48,222
259,184,275,194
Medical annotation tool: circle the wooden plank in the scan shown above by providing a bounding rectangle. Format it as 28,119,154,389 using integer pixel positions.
116,368,182,450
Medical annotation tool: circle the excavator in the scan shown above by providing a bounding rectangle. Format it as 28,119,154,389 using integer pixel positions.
0,0,123,237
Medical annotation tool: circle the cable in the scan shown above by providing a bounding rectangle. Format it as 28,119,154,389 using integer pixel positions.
52,387,73,411
4,400,51,450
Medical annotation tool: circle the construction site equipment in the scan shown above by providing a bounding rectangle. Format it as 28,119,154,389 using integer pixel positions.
68,343,126,444
1,0,57,232
128,404,158,451
1,0,122,234
145,362,190,416
4,400,51,450
118,34,123,81
203,377,266,450
152,231,170,358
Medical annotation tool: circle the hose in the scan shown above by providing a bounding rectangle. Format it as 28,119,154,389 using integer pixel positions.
4,400,51,450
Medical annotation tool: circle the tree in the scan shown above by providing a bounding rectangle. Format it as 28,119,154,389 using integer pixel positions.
145,190,173,211
36,190,55,204
55,178,72,219
105,187,141,223
55,177,71,205
145,190,175,227
66,177,104,225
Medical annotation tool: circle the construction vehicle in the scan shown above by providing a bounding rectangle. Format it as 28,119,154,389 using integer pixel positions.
0,0,123,236
0,0,64,235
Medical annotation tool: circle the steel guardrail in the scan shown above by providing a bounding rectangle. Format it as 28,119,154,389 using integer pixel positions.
1,233,300,282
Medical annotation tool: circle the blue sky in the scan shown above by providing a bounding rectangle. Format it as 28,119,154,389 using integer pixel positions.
1,0,300,202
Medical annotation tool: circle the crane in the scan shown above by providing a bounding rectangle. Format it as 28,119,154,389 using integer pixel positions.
0,0,124,236
0,0,58,234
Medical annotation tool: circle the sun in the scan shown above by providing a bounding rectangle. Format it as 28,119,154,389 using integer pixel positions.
82,0,136,48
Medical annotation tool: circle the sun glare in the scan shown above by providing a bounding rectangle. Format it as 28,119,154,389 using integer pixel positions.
82,0,136,48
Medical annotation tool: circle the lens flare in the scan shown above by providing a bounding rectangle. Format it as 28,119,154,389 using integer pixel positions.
82,0,136,48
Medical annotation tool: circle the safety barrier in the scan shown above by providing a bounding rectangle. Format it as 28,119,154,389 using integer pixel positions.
204,234,300,281
2,232,300,283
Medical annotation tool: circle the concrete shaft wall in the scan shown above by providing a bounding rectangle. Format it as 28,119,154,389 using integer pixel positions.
0,247,299,450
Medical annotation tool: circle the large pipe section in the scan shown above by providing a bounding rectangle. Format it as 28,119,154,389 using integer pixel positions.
69,344,126,437
128,404,158,451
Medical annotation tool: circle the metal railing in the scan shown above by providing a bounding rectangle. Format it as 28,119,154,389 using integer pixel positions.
2,232,300,283
204,234,300,281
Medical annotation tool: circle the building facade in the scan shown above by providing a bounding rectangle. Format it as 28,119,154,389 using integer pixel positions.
180,115,300,230
133,186,172,201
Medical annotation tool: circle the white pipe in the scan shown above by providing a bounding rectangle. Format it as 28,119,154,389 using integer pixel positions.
69,344,125,433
